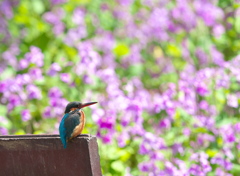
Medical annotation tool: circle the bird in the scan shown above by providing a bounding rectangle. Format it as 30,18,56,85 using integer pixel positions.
59,101,97,148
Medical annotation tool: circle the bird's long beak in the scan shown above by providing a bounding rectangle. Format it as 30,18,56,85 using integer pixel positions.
80,102,98,108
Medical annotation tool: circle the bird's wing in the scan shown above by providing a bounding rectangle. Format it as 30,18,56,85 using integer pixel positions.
64,112,81,140
59,113,69,148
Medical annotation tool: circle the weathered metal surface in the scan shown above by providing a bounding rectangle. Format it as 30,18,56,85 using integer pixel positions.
0,134,102,176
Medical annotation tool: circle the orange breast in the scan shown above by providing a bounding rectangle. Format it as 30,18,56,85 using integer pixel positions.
70,110,86,139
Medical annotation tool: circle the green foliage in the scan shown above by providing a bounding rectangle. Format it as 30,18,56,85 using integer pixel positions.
1,0,240,175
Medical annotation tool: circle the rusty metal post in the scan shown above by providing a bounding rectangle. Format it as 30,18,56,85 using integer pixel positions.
0,134,102,176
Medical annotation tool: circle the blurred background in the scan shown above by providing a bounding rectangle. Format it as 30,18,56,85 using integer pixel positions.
0,0,240,175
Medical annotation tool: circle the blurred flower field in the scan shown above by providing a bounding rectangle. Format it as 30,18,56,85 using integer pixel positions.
1,0,240,175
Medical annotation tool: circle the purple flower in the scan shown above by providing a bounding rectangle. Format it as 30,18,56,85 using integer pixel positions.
211,156,233,171
25,46,44,67
98,117,114,129
117,131,129,147
2,45,18,69
0,127,8,135
0,81,7,93
83,74,93,84
72,8,85,25
47,63,62,76
195,82,209,96
102,133,112,144
76,42,101,75
159,118,171,129
197,133,215,147
92,108,104,123
223,147,234,160
43,106,53,118
122,45,142,65
195,48,208,65
0,61,7,74
140,132,166,154
43,8,65,35
194,0,224,27
60,73,71,83
199,100,209,110
147,8,170,40
139,162,153,172
189,164,202,175
139,143,149,155
50,0,66,5
130,124,145,136
50,98,59,107
220,125,236,143
26,85,42,100
215,168,232,176
183,128,191,136
212,24,225,37
225,132,235,143
21,109,31,121
15,74,31,86
235,123,240,132
29,68,43,80
227,94,238,108
164,162,179,175
93,32,115,53
18,59,29,70
64,27,87,46
211,46,225,67
1,1,240,175
172,143,184,155
7,78,22,93
172,0,196,31
118,0,133,6
53,106,65,116
48,87,63,98
216,70,229,88
44,9,64,24
150,152,163,160
0,0,16,19
7,94,21,111
195,115,215,129
53,22,65,35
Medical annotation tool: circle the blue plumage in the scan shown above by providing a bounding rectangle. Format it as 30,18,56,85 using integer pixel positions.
59,101,97,148
59,109,81,148
64,111,80,139
59,113,69,149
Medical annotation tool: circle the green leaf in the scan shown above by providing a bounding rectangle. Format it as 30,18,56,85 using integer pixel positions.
64,45,78,58
215,89,226,104
33,130,45,134
0,105,7,115
166,44,181,58
159,73,178,83
129,64,143,77
14,129,26,135
231,164,240,175
193,127,208,133
100,11,116,30
32,0,45,14
235,17,240,33
217,137,223,146
113,43,130,57
172,58,186,70
111,160,125,173
206,149,218,157
0,105,12,129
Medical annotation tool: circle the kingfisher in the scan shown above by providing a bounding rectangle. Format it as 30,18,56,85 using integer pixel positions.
59,101,97,148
